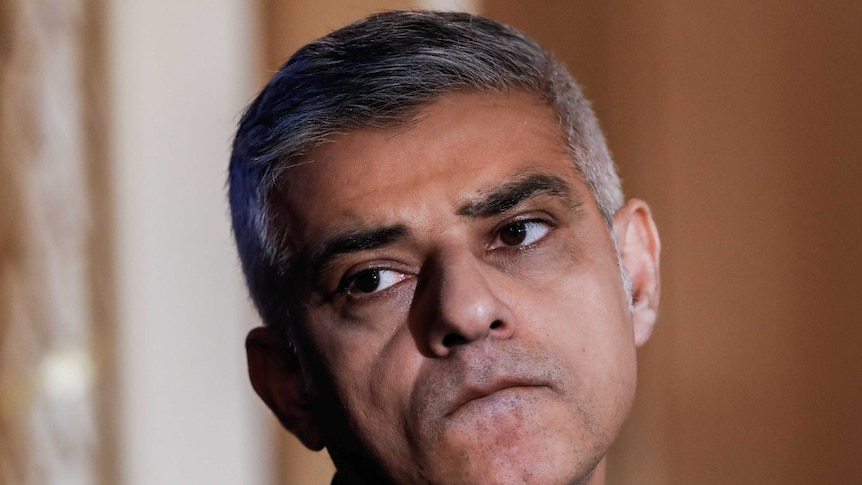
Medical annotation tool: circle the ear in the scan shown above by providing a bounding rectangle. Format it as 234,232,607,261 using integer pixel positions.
613,199,661,347
246,326,324,450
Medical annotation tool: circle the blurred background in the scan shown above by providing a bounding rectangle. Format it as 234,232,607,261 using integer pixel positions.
1,0,860,484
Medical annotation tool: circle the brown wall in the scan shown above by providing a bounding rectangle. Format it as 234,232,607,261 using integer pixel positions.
487,2,862,484
261,1,862,483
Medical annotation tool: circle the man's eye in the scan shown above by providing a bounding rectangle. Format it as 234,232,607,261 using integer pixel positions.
342,268,408,297
492,220,551,248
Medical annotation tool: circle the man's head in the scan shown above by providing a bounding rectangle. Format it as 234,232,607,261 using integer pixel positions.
229,10,660,485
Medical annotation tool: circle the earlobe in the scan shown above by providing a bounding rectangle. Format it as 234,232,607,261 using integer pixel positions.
246,326,324,450
612,199,661,347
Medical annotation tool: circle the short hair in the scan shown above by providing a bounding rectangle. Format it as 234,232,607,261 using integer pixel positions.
229,10,623,334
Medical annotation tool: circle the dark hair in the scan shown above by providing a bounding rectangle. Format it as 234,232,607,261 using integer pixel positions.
229,10,622,335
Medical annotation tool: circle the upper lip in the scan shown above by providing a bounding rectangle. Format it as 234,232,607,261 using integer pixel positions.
446,377,547,417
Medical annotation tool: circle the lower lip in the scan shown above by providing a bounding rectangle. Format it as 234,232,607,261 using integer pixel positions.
453,385,550,418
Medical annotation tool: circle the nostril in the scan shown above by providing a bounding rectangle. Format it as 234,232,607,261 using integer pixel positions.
441,333,467,348
489,319,502,330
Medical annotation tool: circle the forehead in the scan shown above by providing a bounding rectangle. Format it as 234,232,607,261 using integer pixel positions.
278,92,580,247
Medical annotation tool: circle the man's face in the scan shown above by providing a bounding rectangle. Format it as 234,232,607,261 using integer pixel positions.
276,93,641,484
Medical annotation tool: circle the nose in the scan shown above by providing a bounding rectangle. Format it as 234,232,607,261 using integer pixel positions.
414,248,515,357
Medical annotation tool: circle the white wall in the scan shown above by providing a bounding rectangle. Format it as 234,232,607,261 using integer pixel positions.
107,1,268,484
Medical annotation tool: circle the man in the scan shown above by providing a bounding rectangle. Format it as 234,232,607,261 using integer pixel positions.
229,10,660,485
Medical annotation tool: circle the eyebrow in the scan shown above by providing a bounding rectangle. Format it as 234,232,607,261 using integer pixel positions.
457,172,581,218
307,225,408,277
303,172,579,278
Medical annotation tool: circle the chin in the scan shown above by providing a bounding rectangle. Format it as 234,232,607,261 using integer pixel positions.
413,395,607,485
418,444,601,485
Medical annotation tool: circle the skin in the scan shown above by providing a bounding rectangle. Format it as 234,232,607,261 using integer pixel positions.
247,92,661,485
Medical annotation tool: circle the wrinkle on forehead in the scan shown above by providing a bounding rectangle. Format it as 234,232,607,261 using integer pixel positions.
277,91,577,251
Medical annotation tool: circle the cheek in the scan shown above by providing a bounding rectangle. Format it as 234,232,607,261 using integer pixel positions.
528,279,636,393
511,227,637,406
305,309,422,446
312,324,415,410
512,222,631,341
538,260,636,373
529,279,637,449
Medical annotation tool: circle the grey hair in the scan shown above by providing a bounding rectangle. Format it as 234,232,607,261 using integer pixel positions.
229,10,623,333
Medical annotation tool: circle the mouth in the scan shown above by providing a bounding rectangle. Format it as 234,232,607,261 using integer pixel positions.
445,379,550,417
